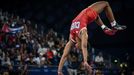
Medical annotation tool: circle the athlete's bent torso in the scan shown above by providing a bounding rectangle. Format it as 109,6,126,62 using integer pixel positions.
70,7,97,43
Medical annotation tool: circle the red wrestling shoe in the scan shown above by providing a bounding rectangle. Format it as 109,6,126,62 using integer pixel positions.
103,27,116,36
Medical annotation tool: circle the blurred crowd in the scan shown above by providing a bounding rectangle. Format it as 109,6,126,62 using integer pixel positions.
0,9,67,75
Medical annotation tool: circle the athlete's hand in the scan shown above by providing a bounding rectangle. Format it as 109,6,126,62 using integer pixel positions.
83,61,92,74
58,71,63,75
103,27,116,36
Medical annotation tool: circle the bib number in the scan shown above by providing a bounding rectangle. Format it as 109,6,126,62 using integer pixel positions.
70,22,80,30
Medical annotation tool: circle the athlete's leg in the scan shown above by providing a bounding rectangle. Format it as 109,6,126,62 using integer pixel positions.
89,1,126,30
95,15,105,27
89,1,114,22
95,15,116,36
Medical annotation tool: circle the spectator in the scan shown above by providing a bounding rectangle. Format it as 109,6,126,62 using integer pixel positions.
95,52,104,75
8,64,16,75
8,48,16,65
25,53,36,65
51,49,58,65
1,53,11,66
95,52,104,64
40,56,47,66
46,48,54,65
47,37,55,48
37,43,48,57
19,32,27,52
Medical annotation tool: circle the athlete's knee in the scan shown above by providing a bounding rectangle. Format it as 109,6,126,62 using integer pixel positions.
99,1,109,7
104,1,110,7
98,1,108,4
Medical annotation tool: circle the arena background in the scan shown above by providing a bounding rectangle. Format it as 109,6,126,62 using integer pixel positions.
0,0,134,75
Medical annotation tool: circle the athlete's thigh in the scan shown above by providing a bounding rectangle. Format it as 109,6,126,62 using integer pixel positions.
89,1,108,14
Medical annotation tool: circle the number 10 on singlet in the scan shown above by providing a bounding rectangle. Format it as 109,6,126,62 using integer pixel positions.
70,22,80,30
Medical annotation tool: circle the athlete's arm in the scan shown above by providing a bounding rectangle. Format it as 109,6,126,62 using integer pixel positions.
80,29,88,62
80,29,92,74
58,39,74,73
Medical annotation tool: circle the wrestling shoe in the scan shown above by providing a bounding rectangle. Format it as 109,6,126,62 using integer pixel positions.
103,27,116,36
112,23,127,30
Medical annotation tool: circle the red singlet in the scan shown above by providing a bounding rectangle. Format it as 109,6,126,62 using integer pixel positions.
70,7,98,43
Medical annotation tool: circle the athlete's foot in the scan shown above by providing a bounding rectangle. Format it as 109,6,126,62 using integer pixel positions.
112,23,127,30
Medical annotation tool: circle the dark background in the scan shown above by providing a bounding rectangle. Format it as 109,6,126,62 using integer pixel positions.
0,0,134,52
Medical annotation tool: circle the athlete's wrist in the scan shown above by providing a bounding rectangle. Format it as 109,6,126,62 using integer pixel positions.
58,69,62,73
58,71,62,74
83,59,87,62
